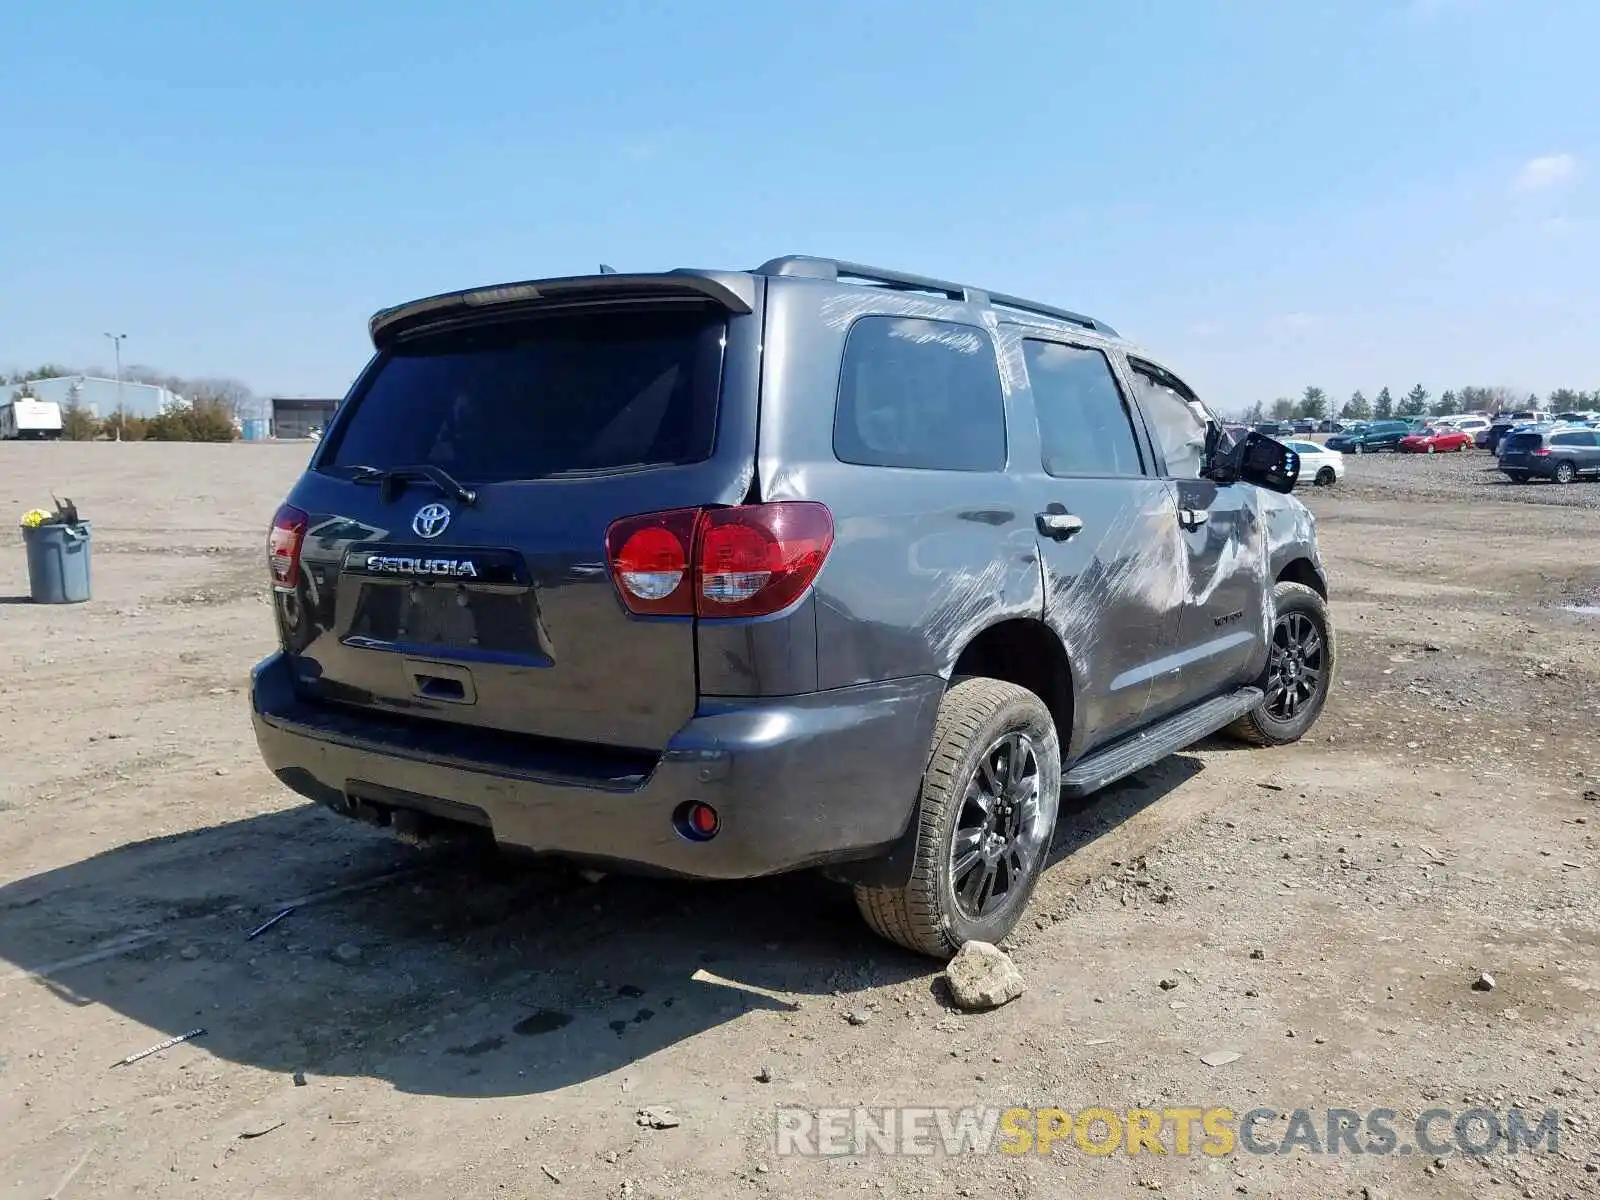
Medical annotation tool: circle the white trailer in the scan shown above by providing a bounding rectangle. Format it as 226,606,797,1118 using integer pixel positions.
0,398,65,440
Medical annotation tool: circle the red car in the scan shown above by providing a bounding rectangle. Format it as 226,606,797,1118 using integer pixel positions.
1398,427,1473,453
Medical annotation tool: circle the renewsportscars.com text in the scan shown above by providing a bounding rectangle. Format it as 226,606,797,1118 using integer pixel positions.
774,1105,1561,1159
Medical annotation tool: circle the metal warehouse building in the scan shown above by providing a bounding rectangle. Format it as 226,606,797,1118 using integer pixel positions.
270,397,341,440
7,375,182,420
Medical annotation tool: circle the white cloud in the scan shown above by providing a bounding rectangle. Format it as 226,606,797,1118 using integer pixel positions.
1515,153,1577,193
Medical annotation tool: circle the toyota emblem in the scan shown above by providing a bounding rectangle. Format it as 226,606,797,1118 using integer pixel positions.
412,503,452,539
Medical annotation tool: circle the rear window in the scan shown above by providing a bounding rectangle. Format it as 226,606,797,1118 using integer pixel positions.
833,316,1006,472
321,307,726,481
1504,433,1543,452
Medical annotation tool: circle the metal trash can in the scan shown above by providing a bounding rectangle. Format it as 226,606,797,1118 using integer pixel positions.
22,521,92,604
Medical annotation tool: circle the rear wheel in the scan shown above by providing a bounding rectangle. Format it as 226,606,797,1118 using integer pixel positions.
1426,443,1436,454
1354,443,1365,455
1314,466,1336,486
1554,461,1577,485
854,678,1061,958
1228,582,1335,748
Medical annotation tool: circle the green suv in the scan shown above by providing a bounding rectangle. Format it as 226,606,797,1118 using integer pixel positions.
1325,419,1410,454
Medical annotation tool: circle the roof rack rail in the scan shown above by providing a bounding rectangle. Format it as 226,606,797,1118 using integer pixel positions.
755,254,1118,338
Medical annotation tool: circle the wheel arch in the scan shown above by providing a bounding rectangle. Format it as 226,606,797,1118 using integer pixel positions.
824,617,1076,891
1276,555,1327,600
947,616,1076,751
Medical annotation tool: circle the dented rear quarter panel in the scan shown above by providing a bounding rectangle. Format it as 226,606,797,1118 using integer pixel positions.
753,279,1043,695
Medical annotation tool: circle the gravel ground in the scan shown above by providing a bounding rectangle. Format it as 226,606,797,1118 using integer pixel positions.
1,442,1596,1200
1329,444,1600,510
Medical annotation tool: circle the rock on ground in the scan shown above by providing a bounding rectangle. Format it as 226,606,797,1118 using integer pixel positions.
943,941,1024,1011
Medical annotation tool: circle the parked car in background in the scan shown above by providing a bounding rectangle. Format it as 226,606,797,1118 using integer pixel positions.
1254,420,1293,437
1282,439,1345,485
1485,411,1550,453
1552,411,1600,426
1447,415,1490,438
1290,419,1317,435
1496,419,1554,458
1327,419,1411,453
1498,427,1600,484
1316,419,1346,434
1399,426,1474,454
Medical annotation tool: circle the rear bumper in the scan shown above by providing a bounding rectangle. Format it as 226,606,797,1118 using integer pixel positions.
1498,457,1544,477
250,651,941,880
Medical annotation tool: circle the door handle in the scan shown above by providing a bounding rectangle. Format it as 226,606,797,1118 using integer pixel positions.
1179,508,1210,530
1036,511,1084,540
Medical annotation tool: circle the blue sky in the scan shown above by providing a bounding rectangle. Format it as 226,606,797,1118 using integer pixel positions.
2,0,1594,412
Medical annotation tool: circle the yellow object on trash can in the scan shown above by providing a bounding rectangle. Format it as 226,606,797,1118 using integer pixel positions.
20,509,52,528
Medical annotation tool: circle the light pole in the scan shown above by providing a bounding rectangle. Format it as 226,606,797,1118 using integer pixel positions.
103,332,127,441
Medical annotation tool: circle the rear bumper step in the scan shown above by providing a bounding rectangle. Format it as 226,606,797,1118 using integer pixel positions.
1061,687,1263,797
251,652,941,880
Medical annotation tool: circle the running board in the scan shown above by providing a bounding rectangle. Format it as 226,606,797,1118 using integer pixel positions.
1060,687,1264,798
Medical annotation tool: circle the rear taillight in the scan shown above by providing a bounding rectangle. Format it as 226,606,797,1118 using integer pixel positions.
1532,447,1551,457
268,504,308,590
604,502,835,619
604,508,701,616
697,503,834,617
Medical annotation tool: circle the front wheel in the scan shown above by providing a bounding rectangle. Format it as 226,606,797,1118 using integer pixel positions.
1354,443,1365,455
854,678,1061,958
1228,582,1336,747
1426,444,1436,454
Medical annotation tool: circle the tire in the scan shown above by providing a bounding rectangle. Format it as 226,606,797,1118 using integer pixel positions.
854,678,1061,958
1227,581,1336,748
1554,461,1576,485
1354,443,1365,455
1426,444,1435,454
1314,466,1336,486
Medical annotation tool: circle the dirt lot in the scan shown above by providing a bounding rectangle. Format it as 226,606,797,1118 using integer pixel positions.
1,442,1597,1199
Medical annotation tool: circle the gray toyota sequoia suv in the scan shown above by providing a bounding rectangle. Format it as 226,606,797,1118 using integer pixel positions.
252,256,1334,957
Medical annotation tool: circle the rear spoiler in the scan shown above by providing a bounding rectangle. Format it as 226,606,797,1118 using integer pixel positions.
368,270,756,348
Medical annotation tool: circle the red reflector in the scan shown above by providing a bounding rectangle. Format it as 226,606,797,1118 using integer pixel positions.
689,803,718,835
268,504,308,590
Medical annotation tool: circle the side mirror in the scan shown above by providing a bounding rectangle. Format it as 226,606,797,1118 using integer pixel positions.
1205,430,1300,493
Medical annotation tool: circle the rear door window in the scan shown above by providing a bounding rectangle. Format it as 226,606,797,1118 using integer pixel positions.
1552,431,1597,447
833,317,1007,471
321,307,727,481
1022,340,1146,477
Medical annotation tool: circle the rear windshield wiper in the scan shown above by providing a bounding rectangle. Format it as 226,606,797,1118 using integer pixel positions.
345,464,478,506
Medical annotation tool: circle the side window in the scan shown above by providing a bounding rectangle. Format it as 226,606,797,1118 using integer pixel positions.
1021,340,1144,477
1128,358,1209,478
833,316,1006,472
1554,431,1596,447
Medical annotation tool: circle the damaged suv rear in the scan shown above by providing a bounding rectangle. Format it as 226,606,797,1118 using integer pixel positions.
252,256,1333,957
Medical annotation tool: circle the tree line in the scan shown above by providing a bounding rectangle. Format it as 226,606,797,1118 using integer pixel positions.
5,363,257,443
1239,385,1599,425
